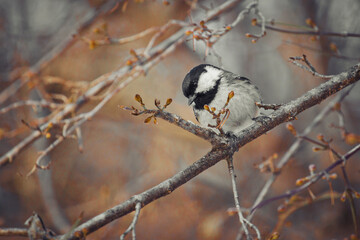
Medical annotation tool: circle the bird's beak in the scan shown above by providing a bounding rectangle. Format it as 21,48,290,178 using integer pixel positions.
188,95,196,105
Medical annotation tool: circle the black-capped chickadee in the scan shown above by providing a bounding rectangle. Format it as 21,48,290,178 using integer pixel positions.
182,64,262,134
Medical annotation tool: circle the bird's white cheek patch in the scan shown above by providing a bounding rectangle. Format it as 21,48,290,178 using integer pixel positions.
196,66,222,93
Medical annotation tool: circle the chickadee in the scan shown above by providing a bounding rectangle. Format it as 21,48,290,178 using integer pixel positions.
182,64,262,134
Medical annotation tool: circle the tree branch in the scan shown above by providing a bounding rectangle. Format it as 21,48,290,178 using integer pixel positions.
0,228,28,237
262,24,360,38
58,63,360,240
59,148,231,240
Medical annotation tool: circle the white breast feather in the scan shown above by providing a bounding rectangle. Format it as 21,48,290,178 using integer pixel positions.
194,79,260,134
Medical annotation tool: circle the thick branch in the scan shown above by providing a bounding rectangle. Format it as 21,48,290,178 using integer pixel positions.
232,63,360,149
60,64,360,239
59,148,231,240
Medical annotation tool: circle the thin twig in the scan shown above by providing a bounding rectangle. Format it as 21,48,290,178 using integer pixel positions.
261,24,360,38
0,100,62,114
88,19,188,51
75,126,84,153
204,0,242,22
0,228,28,237
251,144,360,211
27,136,65,177
143,20,189,56
120,201,142,240
227,157,258,240
283,40,360,61
231,0,266,42
289,55,335,78
109,27,158,45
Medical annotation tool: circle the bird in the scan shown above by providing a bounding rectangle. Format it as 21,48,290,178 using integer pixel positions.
182,64,262,134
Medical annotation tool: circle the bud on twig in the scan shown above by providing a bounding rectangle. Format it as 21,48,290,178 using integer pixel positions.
144,116,152,123
164,98,172,108
135,94,145,107
286,123,297,136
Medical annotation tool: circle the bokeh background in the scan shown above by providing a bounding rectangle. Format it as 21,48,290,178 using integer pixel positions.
0,0,359,239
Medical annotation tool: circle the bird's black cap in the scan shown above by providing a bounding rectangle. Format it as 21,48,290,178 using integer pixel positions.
182,64,218,98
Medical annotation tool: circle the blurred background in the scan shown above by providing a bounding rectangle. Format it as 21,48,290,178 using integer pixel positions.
0,0,359,239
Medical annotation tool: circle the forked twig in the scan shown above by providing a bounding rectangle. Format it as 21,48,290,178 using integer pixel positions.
227,157,261,240
120,201,142,240
289,55,335,78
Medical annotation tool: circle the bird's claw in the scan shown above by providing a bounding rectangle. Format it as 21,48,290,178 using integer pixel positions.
225,131,237,139
253,115,271,125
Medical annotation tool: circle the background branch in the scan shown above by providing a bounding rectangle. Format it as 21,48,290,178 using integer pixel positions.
246,83,356,221
0,0,246,169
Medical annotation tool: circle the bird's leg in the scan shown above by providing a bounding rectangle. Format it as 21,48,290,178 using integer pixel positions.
252,114,271,126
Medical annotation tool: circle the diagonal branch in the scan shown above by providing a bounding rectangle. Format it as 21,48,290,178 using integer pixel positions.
58,63,360,240
59,148,231,240
232,63,360,149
